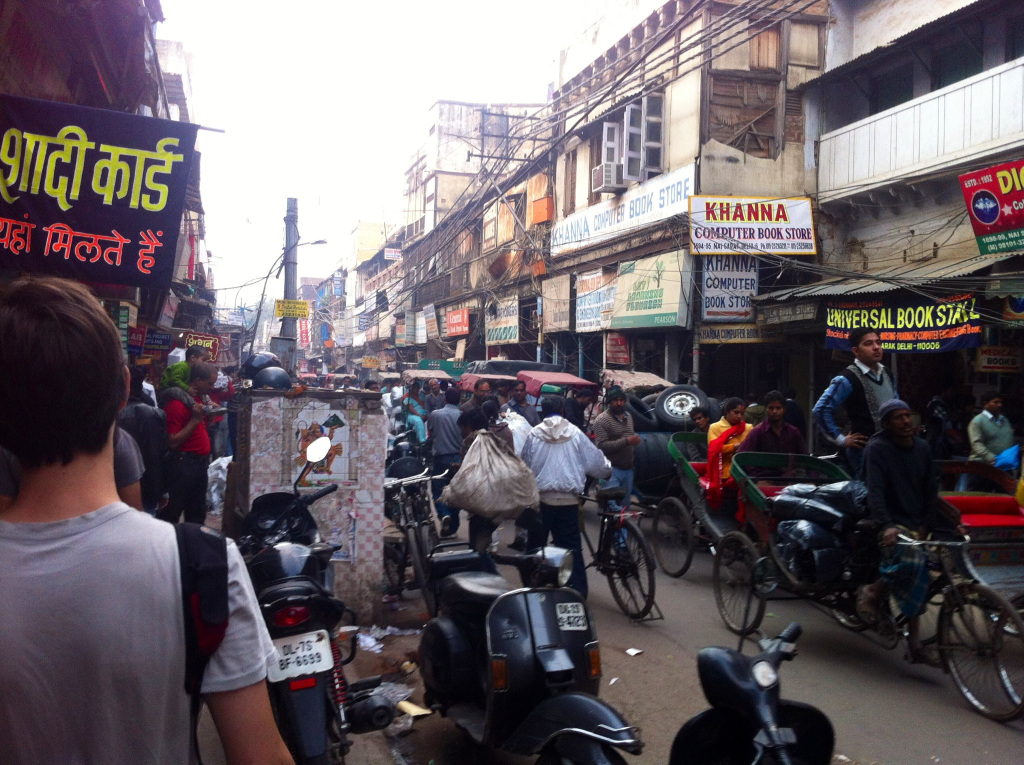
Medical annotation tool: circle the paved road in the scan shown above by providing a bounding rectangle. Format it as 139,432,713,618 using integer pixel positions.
397,514,1023,765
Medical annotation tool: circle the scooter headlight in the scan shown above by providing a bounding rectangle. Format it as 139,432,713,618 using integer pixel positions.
538,546,573,587
752,660,778,688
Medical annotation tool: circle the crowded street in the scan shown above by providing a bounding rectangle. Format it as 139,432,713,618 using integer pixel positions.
2,1,1024,765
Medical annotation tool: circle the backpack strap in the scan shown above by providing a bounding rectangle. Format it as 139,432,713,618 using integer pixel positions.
175,523,230,764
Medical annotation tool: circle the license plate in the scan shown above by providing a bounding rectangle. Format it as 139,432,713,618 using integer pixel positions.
267,629,334,682
556,602,588,631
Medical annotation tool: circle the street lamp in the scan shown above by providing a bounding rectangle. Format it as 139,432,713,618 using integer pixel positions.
244,237,327,358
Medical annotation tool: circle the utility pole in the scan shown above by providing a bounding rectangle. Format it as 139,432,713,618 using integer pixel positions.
281,197,299,339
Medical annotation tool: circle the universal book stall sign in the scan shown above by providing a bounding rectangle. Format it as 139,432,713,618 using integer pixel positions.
0,95,198,289
689,196,816,256
825,294,982,352
960,160,1024,254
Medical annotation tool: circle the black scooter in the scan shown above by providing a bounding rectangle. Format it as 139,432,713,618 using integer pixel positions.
669,622,834,765
419,523,643,764
239,437,395,764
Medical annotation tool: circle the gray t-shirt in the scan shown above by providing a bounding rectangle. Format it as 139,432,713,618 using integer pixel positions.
0,503,275,764
0,427,144,497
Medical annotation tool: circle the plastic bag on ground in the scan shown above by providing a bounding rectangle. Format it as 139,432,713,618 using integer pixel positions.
439,431,538,520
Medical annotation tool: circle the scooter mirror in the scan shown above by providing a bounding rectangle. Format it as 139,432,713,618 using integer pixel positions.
306,436,332,464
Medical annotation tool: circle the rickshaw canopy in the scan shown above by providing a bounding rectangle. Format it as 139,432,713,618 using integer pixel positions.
516,370,595,399
458,373,518,392
401,368,453,383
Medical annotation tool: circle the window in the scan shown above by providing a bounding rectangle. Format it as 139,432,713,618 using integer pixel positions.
933,26,983,90
749,25,780,71
870,65,914,115
641,94,664,180
564,149,577,216
1010,15,1024,61
590,91,665,188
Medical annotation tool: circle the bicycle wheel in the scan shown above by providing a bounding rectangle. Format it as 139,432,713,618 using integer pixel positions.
604,518,657,620
713,531,765,636
652,496,696,577
405,527,433,615
382,538,407,596
938,582,1024,721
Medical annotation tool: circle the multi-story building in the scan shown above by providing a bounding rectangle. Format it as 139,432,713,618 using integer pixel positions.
758,0,1024,411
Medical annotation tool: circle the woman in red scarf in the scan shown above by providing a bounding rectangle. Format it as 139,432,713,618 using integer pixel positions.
706,397,752,508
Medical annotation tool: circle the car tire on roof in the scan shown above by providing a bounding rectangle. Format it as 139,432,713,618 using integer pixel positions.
655,385,709,431
627,394,661,432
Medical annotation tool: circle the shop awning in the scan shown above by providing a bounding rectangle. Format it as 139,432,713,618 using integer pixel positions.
755,254,1019,302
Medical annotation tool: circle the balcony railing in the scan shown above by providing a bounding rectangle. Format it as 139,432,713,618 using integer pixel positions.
818,57,1024,202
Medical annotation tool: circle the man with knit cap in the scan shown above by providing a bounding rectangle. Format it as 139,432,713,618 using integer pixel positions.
858,398,958,665
521,396,611,597
593,386,641,513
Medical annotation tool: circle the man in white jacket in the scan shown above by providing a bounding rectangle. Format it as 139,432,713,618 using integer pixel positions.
521,396,612,598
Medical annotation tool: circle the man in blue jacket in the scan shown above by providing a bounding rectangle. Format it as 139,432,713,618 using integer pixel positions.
521,396,611,598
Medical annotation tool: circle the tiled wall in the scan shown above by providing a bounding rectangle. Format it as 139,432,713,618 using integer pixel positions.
246,390,387,623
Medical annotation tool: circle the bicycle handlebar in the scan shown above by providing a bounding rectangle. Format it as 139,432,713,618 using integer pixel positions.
383,467,450,489
897,533,971,548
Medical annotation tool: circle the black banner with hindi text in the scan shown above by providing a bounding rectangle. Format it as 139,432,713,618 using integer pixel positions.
0,95,199,289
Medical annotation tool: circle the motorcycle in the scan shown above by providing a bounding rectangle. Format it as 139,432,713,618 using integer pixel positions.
238,436,395,764
419,533,643,764
669,622,834,765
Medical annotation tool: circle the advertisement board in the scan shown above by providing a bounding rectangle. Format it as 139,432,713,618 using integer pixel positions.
144,330,171,352
698,323,783,344
414,312,427,345
486,297,519,345
551,163,695,257
423,303,439,339
960,160,1024,254
609,250,693,330
824,294,981,352
446,308,470,336
541,274,572,332
975,345,1022,374
606,332,630,364
575,270,612,333
702,255,758,322
275,299,309,319
183,331,221,362
0,94,198,289
395,317,406,347
689,196,816,255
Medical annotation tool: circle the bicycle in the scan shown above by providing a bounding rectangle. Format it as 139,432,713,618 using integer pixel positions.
382,469,443,614
893,534,1024,721
578,487,660,621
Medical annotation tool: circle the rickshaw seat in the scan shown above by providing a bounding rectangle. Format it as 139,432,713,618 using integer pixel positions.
962,514,1024,528
945,494,1022,517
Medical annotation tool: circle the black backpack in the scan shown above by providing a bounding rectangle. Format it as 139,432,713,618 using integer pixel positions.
175,523,230,763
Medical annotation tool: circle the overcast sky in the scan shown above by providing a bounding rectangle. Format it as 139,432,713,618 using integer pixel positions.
157,0,612,313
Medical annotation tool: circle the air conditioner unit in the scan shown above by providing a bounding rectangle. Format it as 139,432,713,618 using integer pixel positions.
592,162,626,194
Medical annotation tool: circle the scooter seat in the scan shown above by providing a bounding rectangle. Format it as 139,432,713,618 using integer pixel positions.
440,572,512,613
258,577,325,604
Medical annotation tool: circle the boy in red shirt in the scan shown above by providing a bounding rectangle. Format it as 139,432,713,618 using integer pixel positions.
159,361,218,524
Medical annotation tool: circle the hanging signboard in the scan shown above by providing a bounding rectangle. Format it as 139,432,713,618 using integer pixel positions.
126,325,147,356
423,303,440,339
698,323,783,344
298,319,310,348
702,255,758,322
689,196,816,255
551,163,695,257
975,346,1022,374
0,94,199,289
575,269,609,333
824,293,981,352
414,311,427,345
395,317,406,347
1004,295,1024,324
606,332,630,364
610,250,694,330
361,355,380,369
383,248,402,261
542,274,572,332
275,299,309,318
144,330,171,352
182,330,220,362
960,160,1024,254
446,307,470,336
486,296,519,345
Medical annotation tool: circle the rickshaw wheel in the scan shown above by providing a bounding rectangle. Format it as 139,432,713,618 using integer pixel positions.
653,497,696,577
713,531,765,636
939,583,1024,721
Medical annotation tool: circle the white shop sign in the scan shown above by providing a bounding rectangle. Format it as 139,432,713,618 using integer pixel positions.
702,255,758,323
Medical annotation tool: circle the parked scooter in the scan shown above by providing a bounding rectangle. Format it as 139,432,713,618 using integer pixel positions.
419,531,644,764
238,437,395,764
669,622,834,765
